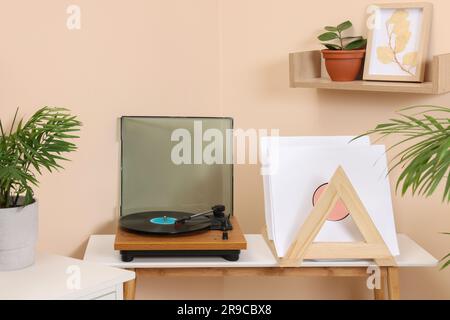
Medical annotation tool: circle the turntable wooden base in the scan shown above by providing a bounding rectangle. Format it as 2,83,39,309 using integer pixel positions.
114,216,247,262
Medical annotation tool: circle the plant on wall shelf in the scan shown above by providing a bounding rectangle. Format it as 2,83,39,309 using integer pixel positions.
356,105,449,269
317,20,367,81
318,20,367,51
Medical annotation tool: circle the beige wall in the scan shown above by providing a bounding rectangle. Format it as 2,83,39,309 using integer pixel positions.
0,0,449,299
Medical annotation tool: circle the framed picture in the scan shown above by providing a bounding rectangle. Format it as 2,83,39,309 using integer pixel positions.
363,2,432,82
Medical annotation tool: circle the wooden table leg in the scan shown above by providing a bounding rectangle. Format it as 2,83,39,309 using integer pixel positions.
373,267,387,300
123,268,137,300
387,267,400,300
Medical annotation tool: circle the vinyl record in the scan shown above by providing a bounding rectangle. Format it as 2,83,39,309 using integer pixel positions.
119,211,211,234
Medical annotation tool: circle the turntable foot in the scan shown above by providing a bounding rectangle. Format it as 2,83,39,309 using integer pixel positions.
121,254,134,262
223,253,239,262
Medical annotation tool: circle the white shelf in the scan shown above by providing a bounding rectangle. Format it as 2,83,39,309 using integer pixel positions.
84,234,437,268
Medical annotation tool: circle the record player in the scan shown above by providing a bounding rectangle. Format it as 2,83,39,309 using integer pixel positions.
114,116,247,262
115,205,247,262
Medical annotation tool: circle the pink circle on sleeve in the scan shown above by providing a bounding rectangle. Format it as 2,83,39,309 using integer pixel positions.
312,183,350,221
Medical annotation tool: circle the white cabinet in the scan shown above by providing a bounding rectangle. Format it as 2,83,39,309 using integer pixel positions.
0,253,135,300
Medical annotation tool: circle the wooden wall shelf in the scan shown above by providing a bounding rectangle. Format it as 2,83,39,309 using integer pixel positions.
289,50,450,94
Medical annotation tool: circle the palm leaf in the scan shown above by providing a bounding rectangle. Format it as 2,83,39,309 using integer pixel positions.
356,105,450,270
356,105,449,202
0,107,81,208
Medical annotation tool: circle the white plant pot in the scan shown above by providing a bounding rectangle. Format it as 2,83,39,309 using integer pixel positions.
0,200,38,271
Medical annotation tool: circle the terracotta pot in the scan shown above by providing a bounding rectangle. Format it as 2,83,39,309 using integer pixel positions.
322,49,365,81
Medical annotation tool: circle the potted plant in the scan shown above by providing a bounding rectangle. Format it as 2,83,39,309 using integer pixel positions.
356,105,449,269
318,20,367,81
0,107,81,271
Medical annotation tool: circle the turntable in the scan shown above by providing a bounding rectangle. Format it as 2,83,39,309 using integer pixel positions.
115,205,247,262
114,116,247,262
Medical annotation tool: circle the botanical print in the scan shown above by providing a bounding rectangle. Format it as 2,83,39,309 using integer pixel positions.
376,10,418,76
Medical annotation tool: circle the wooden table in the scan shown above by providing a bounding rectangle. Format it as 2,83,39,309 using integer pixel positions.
83,234,437,300
0,253,135,300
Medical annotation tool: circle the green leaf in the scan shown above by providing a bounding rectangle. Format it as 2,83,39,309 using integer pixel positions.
444,172,450,202
325,26,338,32
318,32,338,41
424,115,445,132
322,43,342,50
375,123,397,129
342,36,363,40
344,38,367,50
355,105,450,202
337,20,352,32
0,106,81,208
441,258,450,270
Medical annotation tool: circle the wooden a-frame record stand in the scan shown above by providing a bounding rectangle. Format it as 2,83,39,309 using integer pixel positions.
265,166,396,267
261,166,399,299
